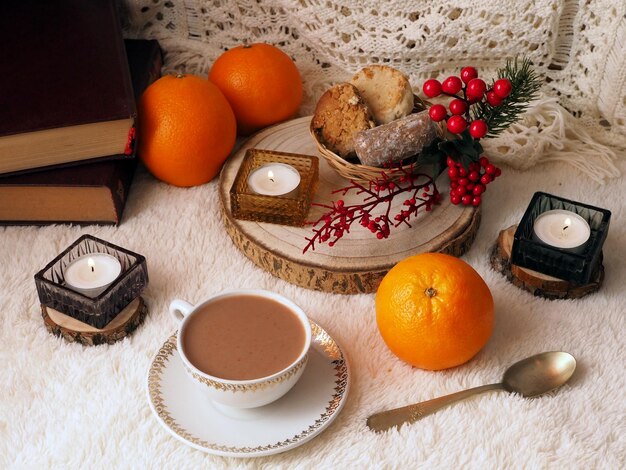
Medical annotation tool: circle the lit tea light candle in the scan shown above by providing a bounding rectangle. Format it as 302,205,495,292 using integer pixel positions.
64,253,122,296
247,163,301,196
533,209,591,251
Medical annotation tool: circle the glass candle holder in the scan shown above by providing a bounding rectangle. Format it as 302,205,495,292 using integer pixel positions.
35,235,148,329
511,192,611,284
230,149,319,226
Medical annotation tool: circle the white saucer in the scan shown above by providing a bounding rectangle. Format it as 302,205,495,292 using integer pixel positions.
146,321,350,458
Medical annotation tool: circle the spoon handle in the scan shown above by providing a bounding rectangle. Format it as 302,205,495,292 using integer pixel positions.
366,383,504,433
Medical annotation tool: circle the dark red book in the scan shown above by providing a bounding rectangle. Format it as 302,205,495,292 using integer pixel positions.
0,39,163,225
0,0,135,175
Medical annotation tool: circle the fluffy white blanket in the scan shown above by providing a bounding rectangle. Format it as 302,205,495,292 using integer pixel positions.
1,148,624,468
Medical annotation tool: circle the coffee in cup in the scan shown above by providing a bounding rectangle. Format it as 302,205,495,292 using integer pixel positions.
169,289,312,409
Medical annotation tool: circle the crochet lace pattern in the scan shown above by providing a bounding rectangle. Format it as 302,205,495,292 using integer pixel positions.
120,0,625,181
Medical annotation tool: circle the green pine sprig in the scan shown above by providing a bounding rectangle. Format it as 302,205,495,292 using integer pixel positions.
472,57,541,137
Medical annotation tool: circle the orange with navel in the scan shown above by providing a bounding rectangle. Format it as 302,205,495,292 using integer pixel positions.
376,253,494,370
137,74,236,187
208,43,303,135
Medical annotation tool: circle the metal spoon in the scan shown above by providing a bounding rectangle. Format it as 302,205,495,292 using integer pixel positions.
367,351,576,433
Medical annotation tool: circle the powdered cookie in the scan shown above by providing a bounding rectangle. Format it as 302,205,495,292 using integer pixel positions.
311,83,375,158
350,65,414,125
353,110,437,167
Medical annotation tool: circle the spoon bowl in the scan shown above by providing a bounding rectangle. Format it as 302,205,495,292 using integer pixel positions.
367,351,577,432
503,351,576,397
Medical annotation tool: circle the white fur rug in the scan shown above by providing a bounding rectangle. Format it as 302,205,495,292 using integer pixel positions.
1,141,625,468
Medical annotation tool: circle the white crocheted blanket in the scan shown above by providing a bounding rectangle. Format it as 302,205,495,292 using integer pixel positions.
120,0,626,182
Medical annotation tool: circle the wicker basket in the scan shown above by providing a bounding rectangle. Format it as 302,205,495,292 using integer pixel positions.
309,96,441,183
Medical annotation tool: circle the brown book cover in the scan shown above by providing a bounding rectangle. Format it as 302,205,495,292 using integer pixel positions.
0,39,163,226
0,0,136,175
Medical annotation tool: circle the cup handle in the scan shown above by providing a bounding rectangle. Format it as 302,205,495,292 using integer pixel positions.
169,299,194,324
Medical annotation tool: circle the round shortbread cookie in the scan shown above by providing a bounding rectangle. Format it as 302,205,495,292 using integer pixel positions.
350,65,414,125
311,82,375,158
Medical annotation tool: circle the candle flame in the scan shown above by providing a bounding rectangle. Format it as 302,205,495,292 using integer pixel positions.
268,170,275,182
88,257,95,272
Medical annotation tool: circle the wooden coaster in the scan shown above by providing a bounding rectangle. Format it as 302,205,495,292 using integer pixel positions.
219,117,480,294
41,297,148,346
490,225,603,300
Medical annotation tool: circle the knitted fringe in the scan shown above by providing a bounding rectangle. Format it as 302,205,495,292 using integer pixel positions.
160,38,211,74
482,97,621,184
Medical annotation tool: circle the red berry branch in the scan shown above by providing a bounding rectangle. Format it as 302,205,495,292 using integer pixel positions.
419,59,540,206
422,68,508,206
303,166,440,253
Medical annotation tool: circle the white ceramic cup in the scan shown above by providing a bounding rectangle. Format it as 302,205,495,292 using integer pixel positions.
169,289,312,409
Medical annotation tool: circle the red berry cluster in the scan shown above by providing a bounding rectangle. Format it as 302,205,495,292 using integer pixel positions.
303,169,439,252
423,67,512,139
446,156,501,206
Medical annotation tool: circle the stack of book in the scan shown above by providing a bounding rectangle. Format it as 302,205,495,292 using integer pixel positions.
0,0,162,225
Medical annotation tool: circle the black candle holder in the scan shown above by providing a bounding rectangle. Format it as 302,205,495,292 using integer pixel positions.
511,192,611,284
35,235,148,329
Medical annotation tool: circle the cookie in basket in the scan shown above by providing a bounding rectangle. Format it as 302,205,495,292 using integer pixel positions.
311,83,375,158
350,65,414,125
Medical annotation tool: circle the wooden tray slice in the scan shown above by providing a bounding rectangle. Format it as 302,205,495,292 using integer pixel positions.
41,297,147,346
219,116,480,294
490,225,603,300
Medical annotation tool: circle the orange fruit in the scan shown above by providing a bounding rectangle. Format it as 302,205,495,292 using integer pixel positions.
208,43,303,135
137,74,236,187
376,253,494,370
